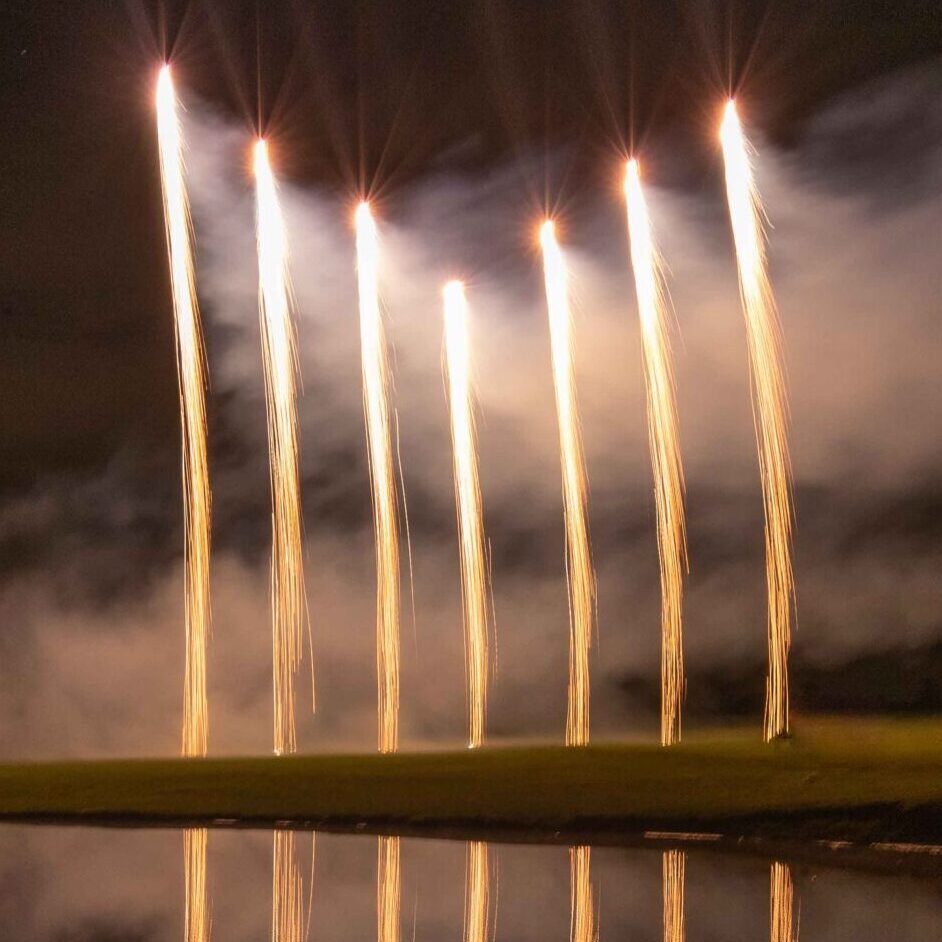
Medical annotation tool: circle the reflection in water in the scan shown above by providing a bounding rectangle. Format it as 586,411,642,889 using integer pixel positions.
662,850,685,942
464,841,492,942
378,835,401,942
184,827,209,942
272,831,305,942
770,861,796,942
569,846,597,942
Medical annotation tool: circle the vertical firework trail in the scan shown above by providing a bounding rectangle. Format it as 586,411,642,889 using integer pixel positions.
272,831,306,942
443,281,491,748
463,841,491,942
624,159,687,746
155,64,211,942
540,221,596,747
569,846,597,942
355,202,401,755
770,862,797,942
378,835,401,942
254,139,308,756
720,100,795,741
662,851,686,942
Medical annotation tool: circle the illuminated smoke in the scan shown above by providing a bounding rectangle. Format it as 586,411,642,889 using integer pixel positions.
624,159,687,746
443,281,492,748
540,221,596,747
355,202,402,755
254,139,308,756
720,100,795,741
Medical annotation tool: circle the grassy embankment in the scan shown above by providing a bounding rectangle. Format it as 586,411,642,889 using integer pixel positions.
0,717,939,845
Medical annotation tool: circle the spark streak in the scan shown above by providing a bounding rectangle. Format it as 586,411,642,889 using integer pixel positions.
355,202,401,755
720,100,794,741
378,836,401,942
569,846,597,942
463,841,491,942
443,282,491,748
662,850,685,942
156,64,212,942
770,862,796,942
540,221,596,747
254,139,308,756
183,827,209,942
624,160,687,746
272,831,304,942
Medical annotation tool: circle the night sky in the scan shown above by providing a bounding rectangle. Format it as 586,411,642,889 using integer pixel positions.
1,1,941,757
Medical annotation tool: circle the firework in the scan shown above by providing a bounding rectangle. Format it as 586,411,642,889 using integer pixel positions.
624,159,687,746
443,281,492,748
156,64,213,942
662,850,685,942
355,202,401,755
183,827,209,942
540,221,596,747
272,831,305,942
569,846,596,942
378,836,401,942
770,862,796,942
156,64,211,759
254,139,308,756
719,100,794,741
463,841,491,942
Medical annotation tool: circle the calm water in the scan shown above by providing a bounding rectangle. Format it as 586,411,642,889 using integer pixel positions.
0,826,938,939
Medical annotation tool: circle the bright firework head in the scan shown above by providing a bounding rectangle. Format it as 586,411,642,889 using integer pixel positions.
155,63,212,760
254,138,308,756
443,280,491,749
719,99,795,742
623,157,688,747
540,220,596,748
355,200,402,755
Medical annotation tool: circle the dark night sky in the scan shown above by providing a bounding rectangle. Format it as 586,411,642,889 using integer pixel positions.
2,0,940,494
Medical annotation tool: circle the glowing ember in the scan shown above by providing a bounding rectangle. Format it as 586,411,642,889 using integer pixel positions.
662,850,686,942
378,835,401,942
183,826,209,942
569,845,597,942
254,139,308,756
720,100,795,741
624,159,688,746
443,281,492,748
463,841,491,942
540,221,596,747
355,201,402,755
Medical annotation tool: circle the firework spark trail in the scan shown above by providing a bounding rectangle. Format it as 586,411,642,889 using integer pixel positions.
540,222,596,747
662,851,685,942
156,65,211,759
463,841,491,942
355,202,401,755
443,282,492,748
254,140,308,756
183,827,209,942
770,862,796,942
378,836,401,942
156,64,213,942
272,831,305,942
720,101,795,741
569,846,597,942
624,160,688,746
